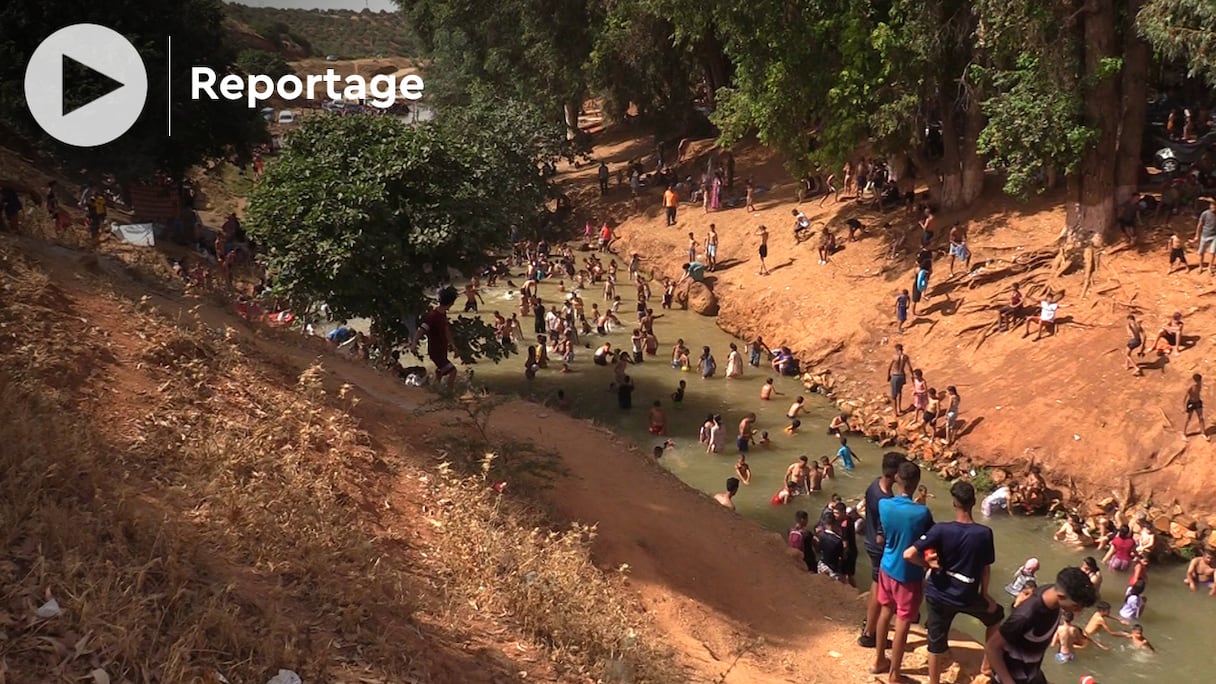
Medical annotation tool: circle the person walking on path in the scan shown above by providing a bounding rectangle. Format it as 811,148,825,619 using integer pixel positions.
887,344,914,415
871,461,934,684
906,481,1003,684
1184,372,1209,441
858,452,903,649
598,161,610,195
1195,200,1216,274
410,287,459,391
756,225,770,275
663,185,679,226
984,567,1097,684
948,222,971,277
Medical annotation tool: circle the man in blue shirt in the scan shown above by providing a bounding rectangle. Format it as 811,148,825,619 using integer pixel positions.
872,461,934,684
906,481,1003,684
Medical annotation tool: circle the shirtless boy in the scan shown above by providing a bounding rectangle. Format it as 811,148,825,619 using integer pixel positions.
1168,233,1189,274
1051,611,1084,662
649,400,668,435
761,377,779,400
1184,373,1209,441
788,395,807,420
1082,601,1125,650
1153,311,1185,355
715,477,740,510
1185,547,1216,594
887,344,914,415
1126,315,1145,375
1128,624,1155,651
735,454,752,485
785,456,812,495
738,413,757,452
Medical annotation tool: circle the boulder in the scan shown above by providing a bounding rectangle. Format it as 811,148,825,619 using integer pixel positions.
687,281,719,316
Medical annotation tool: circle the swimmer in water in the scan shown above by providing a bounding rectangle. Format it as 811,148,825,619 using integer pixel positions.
761,377,779,400
1051,611,1084,662
714,477,740,510
649,400,667,435
1128,624,1155,651
784,456,811,495
784,418,801,435
1012,580,1038,608
735,454,752,485
1184,547,1216,595
1081,601,1125,650
787,395,806,419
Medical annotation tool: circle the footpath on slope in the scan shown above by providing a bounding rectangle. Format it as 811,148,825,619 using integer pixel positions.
565,131,1216,539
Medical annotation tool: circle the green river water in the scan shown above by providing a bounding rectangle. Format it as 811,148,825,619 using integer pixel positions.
334,276,1213,683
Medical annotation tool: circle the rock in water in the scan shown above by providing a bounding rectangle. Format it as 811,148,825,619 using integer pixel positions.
687,282,719,316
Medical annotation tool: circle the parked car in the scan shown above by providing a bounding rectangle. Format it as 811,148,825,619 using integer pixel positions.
259,107,274,122
1144,128,1216,174
277,110,296,125
325,55,338,62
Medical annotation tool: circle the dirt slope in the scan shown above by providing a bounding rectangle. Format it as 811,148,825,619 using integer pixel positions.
567,132,1216,518
0,230,983,684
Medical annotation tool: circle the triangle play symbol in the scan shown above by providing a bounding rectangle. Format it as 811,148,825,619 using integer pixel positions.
61,54,126,117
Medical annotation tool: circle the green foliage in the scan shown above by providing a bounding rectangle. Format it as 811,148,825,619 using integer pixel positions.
224,4,418,59
235,48,295,79
966,467,997,494
245,101,561,360
586,1,700,130
0,0,265,180
1138,0,1216,86
975,55,1095,197
401,0,599,118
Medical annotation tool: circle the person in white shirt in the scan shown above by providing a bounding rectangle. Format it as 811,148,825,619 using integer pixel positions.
792,209,812,241
1025,292,1064,341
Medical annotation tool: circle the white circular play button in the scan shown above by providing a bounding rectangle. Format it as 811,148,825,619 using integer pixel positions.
24,23,148,148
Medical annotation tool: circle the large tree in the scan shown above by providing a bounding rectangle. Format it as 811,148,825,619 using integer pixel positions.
245,100,564,361
974,0,1150,240
399,0,601,139
0,0,264,180
703,0,989,210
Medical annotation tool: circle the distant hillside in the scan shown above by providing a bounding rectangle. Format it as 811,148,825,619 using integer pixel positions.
223,3,417,60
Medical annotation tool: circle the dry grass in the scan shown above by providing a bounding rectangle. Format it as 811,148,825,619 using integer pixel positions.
423,453,683,684
0,239,422,682
0,236,684,683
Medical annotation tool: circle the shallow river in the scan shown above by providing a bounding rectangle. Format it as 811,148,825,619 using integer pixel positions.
338,277,1214,683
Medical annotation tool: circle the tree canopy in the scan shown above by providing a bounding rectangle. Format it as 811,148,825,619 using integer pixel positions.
1138,0,1216,86
0,0,265,180
235,49,295,80
245,100,565,361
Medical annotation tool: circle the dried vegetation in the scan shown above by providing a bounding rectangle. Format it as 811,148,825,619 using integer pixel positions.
0,237,681,683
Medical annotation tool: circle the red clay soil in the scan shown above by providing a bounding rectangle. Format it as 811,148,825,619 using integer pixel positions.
565,131,1216,519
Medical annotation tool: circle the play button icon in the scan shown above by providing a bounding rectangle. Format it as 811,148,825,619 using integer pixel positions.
24,24,148,148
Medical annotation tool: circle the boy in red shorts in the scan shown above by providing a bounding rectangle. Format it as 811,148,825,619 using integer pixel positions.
872,461,934,684
411,287,459,390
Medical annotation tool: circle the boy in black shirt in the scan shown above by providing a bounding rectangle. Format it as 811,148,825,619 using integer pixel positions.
984,567,1096,684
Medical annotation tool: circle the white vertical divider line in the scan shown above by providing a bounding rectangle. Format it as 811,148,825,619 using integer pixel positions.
167,35,172,137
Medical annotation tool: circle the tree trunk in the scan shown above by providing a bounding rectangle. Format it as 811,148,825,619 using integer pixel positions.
563,100,580,141
933,99,987,212
1071,0,1119,244
1114,0,1149,205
